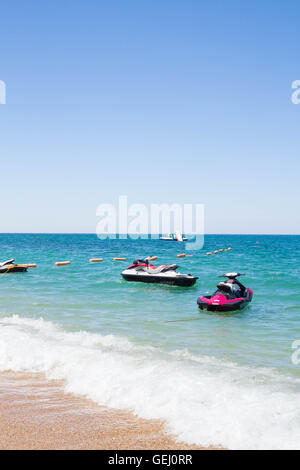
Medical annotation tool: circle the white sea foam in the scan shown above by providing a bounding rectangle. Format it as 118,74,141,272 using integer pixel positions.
0,314,299,449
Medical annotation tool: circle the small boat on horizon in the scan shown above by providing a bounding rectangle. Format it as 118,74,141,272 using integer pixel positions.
159,231,187,242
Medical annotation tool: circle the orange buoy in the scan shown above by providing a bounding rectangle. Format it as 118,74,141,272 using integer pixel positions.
55,261,70,266
177,253,186,258
227,247,232,251
113,257,126,261
20,263,37,268
148,256,158,261
214,250,218,254
219,249,223,253
206,252,212,256
89,258,103,262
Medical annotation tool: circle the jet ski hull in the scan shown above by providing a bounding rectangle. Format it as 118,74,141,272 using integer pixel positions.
197,288,253,312
122,272,198,287
0,265,27,273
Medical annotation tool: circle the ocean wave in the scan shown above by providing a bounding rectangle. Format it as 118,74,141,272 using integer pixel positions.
0,315,300,449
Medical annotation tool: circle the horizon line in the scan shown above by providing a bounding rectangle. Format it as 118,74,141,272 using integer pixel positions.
0,232,299,236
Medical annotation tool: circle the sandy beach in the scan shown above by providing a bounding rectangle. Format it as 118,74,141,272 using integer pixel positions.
0,371,205,450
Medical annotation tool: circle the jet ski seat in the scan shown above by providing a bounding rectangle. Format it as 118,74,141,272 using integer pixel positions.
146,264,178,274
217,282,233,292
216,282,242,299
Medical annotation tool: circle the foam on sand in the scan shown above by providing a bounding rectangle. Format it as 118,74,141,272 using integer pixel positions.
0,371,202,449
0,315,300,449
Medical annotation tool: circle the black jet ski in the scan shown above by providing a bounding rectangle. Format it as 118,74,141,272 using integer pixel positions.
122,258,198,287
0,259,28,273
197,272,253,312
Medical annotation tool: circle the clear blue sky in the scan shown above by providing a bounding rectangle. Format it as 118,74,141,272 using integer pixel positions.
0,0,299,234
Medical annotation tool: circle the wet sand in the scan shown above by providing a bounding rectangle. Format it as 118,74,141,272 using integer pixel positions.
0,371,208,450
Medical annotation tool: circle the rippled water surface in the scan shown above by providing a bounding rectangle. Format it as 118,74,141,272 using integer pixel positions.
0,234,299,449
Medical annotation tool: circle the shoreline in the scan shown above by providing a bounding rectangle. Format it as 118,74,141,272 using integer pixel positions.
0,371,210,450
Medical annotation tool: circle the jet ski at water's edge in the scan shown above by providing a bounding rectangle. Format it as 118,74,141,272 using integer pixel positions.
122,258,198,287
0,259,28,273
197,272,253,312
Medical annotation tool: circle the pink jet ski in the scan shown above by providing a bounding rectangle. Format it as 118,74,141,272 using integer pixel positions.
197,273,253,312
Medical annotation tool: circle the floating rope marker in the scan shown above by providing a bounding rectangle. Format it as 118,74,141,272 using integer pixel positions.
89,258,103,262
206,252,212,256
55,261,70,266
113,257,126,261
177,253,186,258
148,256,158,261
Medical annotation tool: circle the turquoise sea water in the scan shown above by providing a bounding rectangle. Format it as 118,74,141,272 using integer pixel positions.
0,234,300,449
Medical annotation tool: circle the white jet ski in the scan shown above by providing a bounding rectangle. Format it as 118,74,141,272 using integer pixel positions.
121,258,198,287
